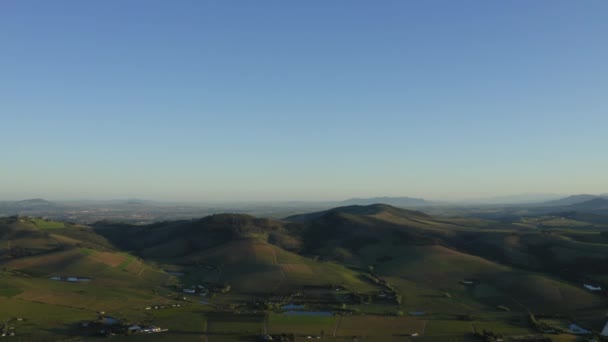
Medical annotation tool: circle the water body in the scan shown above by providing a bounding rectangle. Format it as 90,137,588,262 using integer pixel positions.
49,276,92,282
283,311,332,316
281,304,305,310
102,317,120,325
69,277,92,282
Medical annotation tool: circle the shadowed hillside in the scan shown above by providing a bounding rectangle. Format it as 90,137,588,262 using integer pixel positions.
284,204,608,314
94,213,303,258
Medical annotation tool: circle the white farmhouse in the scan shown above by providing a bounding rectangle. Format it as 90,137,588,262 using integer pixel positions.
601,321,608,336
584,284,602,291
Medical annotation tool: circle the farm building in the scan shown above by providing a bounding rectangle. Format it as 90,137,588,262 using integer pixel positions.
568,324,590,335
461,279,478,285
583,284,602,291
601,321,608,337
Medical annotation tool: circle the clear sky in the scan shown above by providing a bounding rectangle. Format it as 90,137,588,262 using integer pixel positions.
1,1,607,201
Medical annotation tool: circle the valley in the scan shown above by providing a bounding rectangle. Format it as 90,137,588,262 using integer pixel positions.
1,201,608,341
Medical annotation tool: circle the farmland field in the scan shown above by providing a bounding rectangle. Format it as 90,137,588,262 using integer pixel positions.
336,315,427,337
269,313,336,335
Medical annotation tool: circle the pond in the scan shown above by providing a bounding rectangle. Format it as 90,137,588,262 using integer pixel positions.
282,311,333,316
101,317,120,325
49,276,92,282
281,304,305,310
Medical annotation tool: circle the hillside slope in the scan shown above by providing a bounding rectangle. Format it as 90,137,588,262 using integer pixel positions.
284,204,608,314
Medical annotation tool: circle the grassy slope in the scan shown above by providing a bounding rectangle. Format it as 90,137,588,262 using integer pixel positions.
0,218,180,339
367,244,604,315
183,238,378,294
289,205,604,316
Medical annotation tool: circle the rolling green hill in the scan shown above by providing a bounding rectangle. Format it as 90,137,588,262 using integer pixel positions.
283,204,608,315
3,204,608,340
0,217,174,321
94,214,380,295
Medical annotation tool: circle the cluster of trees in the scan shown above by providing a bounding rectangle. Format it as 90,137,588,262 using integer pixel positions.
474,329,504,342
348,293,374,305
528,313,561,334
1,246,34,258
261,333,295,341
366,266,402,305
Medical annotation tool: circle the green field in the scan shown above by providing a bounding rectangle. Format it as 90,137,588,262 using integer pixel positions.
269,313,336,335
31,218,66,229
207,312,265,335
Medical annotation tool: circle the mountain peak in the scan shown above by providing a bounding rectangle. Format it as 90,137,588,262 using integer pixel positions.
567,197,608,210
17,198,51,204
285,203,429,223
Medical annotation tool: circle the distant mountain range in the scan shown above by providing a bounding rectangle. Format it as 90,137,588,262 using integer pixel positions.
562,197,608,211
2,193,608,224
537,194,602,207
337,196,428,207
480,193,564,204
0,198,61,211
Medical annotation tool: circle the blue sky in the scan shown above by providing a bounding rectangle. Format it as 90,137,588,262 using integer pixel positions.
1,1,607,201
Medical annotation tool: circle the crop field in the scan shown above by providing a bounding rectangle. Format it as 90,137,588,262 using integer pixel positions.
336,315,428,337
271,315,531,342
31,218,66,229
383,277,493,316
269,313,336,335
206,312,264,335
472,320,534,335
548,336,583,342
424,320,475,336
0,297,96,338
0,271,170,313
0,286,23,298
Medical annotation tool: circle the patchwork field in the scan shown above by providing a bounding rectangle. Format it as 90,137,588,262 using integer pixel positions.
336,315,427,337
269,313,336,336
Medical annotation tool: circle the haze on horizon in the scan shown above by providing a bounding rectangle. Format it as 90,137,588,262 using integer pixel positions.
2,1,607,202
